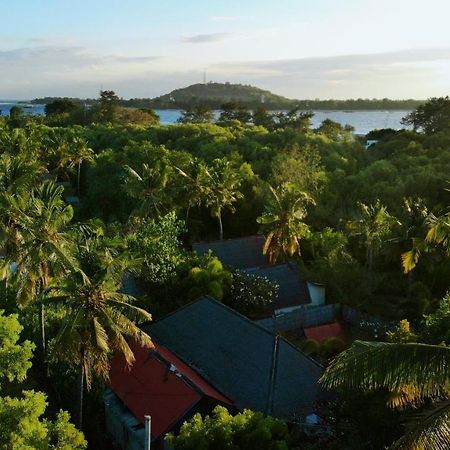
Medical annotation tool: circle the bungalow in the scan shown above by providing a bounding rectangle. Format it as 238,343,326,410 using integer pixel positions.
192,235,268,269
105,297,324,449
106,337,232,450
192,236,326,315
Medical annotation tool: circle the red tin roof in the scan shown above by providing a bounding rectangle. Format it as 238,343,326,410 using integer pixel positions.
109,339,231,440
304,322,345,341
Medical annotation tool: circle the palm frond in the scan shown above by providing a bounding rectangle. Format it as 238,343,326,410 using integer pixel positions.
401,238,429,273
426,213,450,254
391,401,450,450
320,341,450,406
123,165,143,182
92,317,109,353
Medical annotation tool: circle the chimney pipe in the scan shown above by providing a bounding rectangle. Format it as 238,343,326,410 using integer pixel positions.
144,415,151,450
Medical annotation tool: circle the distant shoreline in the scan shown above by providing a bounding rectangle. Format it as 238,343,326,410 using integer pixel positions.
22,102,418,112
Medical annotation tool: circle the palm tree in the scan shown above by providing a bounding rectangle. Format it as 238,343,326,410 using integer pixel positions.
0,152,43,260
60,137,95,196
4,181,76,358
257,183,313,264
386,198,428,296
49,229,153,428
0,152,43,195
198,158,244,240
175,157,244,239
402,195,450,273
320,340,450,449
123,161,173,219
347,200,399,272
173,158,205,222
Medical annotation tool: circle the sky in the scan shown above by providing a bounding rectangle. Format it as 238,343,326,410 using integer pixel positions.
1,0,450,100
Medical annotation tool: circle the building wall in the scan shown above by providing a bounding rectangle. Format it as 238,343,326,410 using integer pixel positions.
256,304,339,333
104,389,146,450
274,304,303,316
306,282,326,306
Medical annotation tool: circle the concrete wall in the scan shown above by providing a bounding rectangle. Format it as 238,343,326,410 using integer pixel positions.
256,304,339,333
104,389,145,450
307,282,326,306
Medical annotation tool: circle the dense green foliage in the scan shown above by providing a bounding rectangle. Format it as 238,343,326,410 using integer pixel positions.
0,95,448,448
0,310,86,449
128,212,187,284
0,310,34,386
166,406,293,450
401,96,450,134
184,256,233,301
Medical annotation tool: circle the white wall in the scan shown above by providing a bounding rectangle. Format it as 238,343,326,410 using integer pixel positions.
307,282,326,306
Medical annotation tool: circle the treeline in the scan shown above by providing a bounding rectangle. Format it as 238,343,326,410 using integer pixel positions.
292,98,423,110
31,92,424,111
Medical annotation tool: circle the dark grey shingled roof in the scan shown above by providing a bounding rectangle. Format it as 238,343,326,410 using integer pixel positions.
145,297,323,420
192,236,268,269
244,263,311,310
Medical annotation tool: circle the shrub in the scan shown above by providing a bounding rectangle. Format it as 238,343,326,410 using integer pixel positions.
320,337,346,358
166,406,292,450
225,270,278,317
299,339,320,356
128,213,186,285
185,255,233,301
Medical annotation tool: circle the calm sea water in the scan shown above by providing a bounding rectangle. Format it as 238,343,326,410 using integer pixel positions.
155,109,412,135
0,101,411,135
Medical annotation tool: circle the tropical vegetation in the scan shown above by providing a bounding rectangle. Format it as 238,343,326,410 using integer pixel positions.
0,92,449,448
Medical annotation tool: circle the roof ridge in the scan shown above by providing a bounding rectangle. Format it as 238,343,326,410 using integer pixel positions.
147,329,234,403
152,349,220,400
199,296,277,338
266,335,279,415
141,296,208,330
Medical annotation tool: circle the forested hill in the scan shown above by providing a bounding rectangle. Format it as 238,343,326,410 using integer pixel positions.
145,83,424,110
31,83,424,110
145,82,295,109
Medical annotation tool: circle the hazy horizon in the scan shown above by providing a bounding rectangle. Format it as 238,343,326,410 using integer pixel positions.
0,85,430,103
2,0,449,100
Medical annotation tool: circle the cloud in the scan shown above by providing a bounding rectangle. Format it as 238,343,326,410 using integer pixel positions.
213,48,450,76
207,48,450,98
0,45,168,98
104,55,163,64
0,44,448,100
180,32,233,44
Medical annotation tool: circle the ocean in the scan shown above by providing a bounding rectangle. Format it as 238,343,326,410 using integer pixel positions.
0,101,411,135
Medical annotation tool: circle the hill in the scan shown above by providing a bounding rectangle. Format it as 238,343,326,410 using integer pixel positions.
144,82,296,109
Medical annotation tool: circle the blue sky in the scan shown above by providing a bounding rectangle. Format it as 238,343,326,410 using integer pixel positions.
1,0,449,99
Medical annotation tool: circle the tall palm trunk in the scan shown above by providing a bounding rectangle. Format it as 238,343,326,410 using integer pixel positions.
217,210,223,241
407,269,414,300
39,303,46,359
39,269,49,361
77,356,85,429
367,246,374,272
77,161,81,196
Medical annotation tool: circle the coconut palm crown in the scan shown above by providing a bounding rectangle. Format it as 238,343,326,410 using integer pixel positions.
257,182,313,264
320,340,450,449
